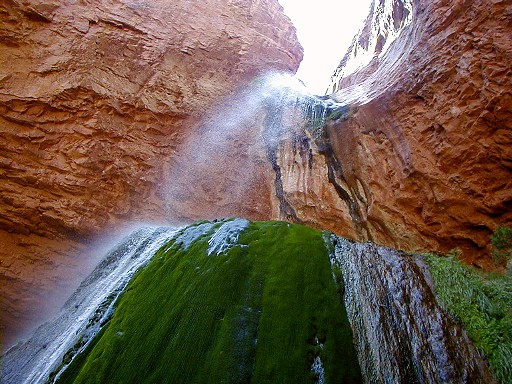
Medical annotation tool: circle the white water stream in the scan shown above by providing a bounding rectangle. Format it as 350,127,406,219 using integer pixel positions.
1,226,180,384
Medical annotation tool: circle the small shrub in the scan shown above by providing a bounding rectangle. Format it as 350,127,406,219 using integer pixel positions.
447,247,463,260
491,226,512,264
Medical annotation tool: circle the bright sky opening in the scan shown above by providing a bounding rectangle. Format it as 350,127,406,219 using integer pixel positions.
278,0,373,95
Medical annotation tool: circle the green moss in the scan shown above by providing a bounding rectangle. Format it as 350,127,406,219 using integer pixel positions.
424,253,512,383
58,220,361,383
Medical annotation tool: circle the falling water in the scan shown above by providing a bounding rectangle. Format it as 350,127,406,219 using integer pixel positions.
1,226,180,384
258,73,350,147
164,72,349,221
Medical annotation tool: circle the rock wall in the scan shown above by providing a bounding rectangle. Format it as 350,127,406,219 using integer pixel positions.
0,0,302,349
274,0,512,266
3,0,511,353
331,235,494,383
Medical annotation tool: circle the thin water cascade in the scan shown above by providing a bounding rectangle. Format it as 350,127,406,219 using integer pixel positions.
258,74,350,153
257,74,351,222
2,226,180,384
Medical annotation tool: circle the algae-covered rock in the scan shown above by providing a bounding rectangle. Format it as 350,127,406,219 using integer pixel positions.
4,219,506,383
56,220,362,383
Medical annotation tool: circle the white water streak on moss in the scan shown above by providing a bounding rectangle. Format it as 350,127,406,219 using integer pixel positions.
173,222,216,251
207,218,250,256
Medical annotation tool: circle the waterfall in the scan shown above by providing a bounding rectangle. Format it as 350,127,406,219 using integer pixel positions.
2,74,351,383
1,220,497,383
1,226,180,384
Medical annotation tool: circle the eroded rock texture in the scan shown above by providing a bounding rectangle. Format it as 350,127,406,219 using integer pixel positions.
0,0,301,349
273,0,512,266
331,235,494,383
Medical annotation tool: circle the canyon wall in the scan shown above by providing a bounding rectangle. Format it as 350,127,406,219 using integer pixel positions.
3,0,511,353
273,0,512,267
0,0,302,349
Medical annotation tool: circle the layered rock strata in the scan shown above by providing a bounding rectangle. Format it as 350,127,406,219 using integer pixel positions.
0,0,301,349
331,235,494,383
273,0,512,266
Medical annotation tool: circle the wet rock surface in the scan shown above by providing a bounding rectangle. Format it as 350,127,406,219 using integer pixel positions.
331,235,495,383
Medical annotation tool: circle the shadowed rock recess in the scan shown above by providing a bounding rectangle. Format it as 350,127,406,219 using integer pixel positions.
1,220,498,383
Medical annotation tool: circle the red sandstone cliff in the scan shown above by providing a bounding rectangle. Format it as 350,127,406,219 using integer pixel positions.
0,0,302,349
3,0,511,354
273,0,512,266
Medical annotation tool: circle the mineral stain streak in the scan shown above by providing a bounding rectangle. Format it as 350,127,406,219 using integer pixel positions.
330,235,495,383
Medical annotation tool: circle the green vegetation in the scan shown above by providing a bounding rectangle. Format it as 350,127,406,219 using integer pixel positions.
424,253,512,383
57,220,361,383
491,226,512,266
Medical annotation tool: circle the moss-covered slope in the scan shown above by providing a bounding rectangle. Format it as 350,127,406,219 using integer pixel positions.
57,220,362,383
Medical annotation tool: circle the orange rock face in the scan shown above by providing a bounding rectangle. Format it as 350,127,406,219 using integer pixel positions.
0,0,302,349
2,0,511,353
274,0,512,266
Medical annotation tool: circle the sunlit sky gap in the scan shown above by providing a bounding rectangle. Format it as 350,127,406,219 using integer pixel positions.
278,0,373,95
